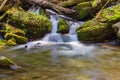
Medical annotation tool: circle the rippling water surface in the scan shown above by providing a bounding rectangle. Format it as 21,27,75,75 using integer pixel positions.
0,42,120,80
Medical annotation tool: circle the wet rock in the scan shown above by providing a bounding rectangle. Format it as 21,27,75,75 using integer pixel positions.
4,24,27,45
5,7,52,38
76,1,94,19
58,19,69,34
0,56,20,70
77,4,120,42
112,22,120,40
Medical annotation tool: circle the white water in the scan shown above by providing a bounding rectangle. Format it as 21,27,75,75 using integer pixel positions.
11,7,96,56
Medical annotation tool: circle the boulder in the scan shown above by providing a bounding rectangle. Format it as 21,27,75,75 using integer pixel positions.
0,56,20,70
58,19,69,34
77,4,120,42
5,7,52,38
4,24,27,44
112,22,120,40
76,1,94,19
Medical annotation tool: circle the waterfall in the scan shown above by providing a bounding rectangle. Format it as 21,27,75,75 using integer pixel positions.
68,21,83,42
15,7,96,55
42,12,63,42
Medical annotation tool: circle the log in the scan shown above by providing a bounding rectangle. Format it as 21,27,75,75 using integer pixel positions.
27,0,79,20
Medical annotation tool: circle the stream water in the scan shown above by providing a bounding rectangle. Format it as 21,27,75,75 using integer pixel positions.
0,7,120,80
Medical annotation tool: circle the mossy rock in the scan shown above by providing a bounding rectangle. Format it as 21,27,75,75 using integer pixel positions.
0,56,14,67
5,24,25,36
58,19,69,34
77,4,120,42
6,7,52,38
76,1,94,19
0,56,20,70
4,33,27,44
0,40,16,46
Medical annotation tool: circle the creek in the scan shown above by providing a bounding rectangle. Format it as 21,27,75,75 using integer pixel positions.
0,7,120,80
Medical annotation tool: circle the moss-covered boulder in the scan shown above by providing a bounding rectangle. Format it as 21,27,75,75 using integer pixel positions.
77,4,120,42
0,56,20,70
4,24,27,44
58,19,69,34
76,1,94,19
6,7,52,38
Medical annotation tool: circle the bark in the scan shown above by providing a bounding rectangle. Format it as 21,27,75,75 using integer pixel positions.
27,0,79,20
0,0,8,11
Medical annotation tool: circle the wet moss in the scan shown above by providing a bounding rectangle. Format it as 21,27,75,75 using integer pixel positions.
6,7,52,38
76,1,94,19
4,33,27,44
58,19,69,34
77,4,120,42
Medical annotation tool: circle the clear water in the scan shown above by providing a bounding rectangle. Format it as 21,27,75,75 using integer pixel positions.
0,44,120,80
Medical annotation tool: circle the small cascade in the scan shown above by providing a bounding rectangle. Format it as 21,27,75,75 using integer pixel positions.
42,11,63,42
10,7,96,55
68,21,83,42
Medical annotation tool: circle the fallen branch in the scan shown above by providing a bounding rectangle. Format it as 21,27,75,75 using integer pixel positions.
27,0,79,20
0,0,8,11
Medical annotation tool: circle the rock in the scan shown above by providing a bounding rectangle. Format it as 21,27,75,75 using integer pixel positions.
77,4,120,42
5,7,52,38
76,1,94,19
58,19,69,34
112,22,120,40
0,56,20,70
0,40,16,46
4,24,27,44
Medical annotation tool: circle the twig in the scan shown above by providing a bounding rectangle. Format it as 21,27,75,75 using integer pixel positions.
0,0,8,11
94,0,110,21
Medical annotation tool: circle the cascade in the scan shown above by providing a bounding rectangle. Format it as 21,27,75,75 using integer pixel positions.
12,7,96,55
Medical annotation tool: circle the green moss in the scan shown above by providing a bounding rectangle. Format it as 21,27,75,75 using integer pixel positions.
6,7,52,38
5,33,27,44
77,4,120,42
5,24,25,36
58,19,69,34
0,40,16,46
0,56,15,67
76,1,93,19
39,9,50,19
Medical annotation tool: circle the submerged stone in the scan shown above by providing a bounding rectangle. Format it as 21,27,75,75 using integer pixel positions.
0,56,20,70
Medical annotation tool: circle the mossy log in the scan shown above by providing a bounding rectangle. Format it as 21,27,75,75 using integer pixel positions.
27,0,79,20
77,4,120,42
